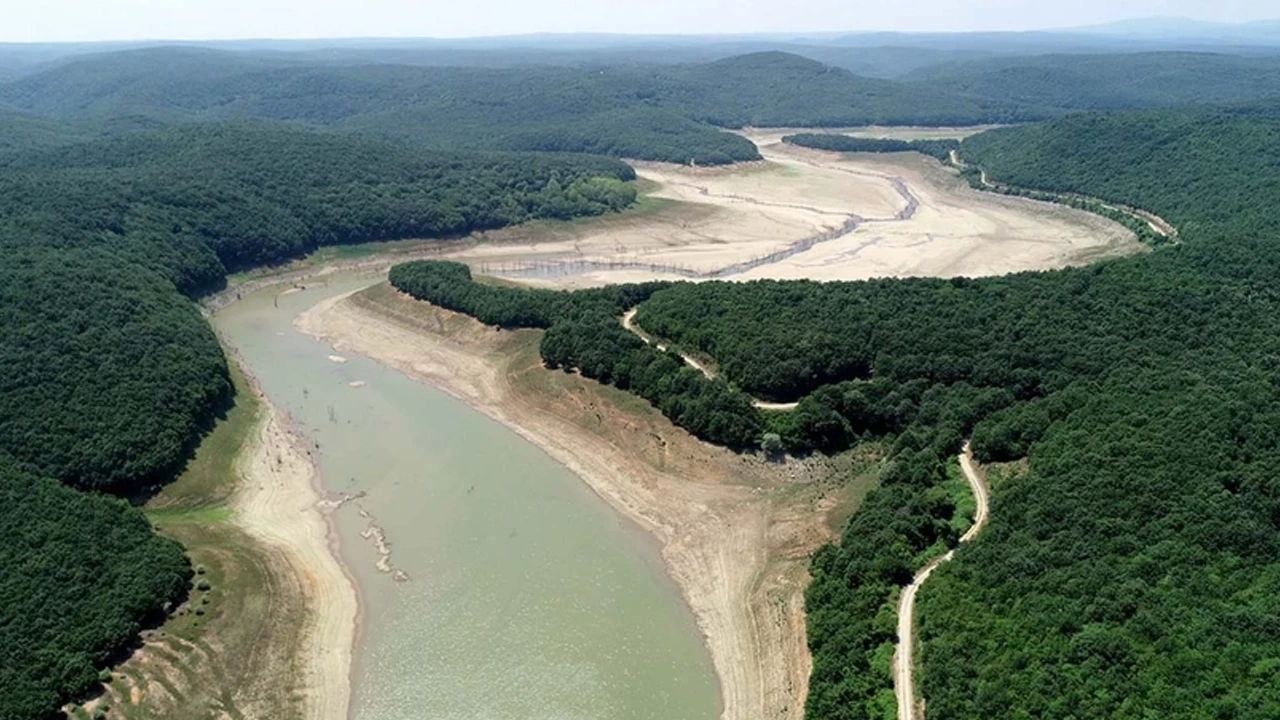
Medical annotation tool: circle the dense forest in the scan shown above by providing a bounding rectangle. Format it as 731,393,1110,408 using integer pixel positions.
960,107,1280,241
0,119,641,717
0,235,231,491
782,132,959,160
906,51,1280,112
0,464,191,720
0,123,637,284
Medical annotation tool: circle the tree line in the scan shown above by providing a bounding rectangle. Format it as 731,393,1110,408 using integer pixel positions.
782,132,959,161
388,261,765,449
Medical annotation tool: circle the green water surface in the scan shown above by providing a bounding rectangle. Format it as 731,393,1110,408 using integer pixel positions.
214,273,720,720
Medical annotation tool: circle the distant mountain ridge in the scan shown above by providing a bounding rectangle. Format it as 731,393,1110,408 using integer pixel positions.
0,48,1035,157
10,45,1280,140
1070,16,1280,40
7,18,1280,85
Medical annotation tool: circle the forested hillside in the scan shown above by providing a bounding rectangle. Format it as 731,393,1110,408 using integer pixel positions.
0,465,190,720
0,119,641,717
909,52,1280,112
0,48,1033,165
10,47,1280,170
0,123,636,288
0,106,90,150
623,111,1280,718
639,52,1028,127
960,107,1280,240
0,236,231,491
11,47,1280,173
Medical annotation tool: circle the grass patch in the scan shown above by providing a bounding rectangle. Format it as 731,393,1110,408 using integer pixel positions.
147,506,234,525
515,192,676,234
816,443,887,538
943,458,977,537
984,458,1030,493
147,364,256,511
632,177,662,194
297,237,447,265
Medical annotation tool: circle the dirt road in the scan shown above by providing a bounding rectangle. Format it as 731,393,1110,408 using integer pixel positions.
893,442,989,720
621,308,800,411
949,149,1177,242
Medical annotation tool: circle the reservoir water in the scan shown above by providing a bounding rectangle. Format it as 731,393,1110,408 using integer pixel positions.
214,272,720,720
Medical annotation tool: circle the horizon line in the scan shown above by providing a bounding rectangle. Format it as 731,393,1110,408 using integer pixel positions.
5,16,1280,48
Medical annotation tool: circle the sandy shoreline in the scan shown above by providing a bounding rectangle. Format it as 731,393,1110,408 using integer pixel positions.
296,286,853,720
233,385,359,720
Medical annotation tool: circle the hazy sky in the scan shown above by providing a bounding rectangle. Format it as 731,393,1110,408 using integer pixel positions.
5,0,1280,43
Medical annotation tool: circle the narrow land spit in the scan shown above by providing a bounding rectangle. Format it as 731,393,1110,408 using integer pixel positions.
234,402,358,720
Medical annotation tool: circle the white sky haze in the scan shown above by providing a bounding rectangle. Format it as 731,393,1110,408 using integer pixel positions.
4,0,1280,43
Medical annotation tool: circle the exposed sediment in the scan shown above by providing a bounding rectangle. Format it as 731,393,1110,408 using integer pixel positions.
296,286,856,720
234,395,359,720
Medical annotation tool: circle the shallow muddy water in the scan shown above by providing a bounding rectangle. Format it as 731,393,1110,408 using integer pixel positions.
214,272,719,720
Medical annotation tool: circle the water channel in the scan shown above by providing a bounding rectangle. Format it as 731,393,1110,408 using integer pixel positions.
214,271,720,720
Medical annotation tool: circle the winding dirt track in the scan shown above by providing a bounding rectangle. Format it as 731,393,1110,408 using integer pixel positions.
893,442,990,720
620,308,799,411
948,150,1178,242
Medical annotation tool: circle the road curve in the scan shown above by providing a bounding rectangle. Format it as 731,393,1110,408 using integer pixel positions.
620,308,799,411
894,441,990,720
948,150,1177,242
